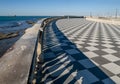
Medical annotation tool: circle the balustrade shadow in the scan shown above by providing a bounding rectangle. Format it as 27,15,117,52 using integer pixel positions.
36,20,115,84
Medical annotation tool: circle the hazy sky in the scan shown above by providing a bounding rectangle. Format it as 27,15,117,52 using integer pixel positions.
0,0,120,16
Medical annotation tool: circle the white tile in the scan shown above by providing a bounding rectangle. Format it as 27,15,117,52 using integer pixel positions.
102,41,112,44
81,36,88,39
89,40,98,42
83,52,99,58
79,59,96,68
79,38,86,41
102,44,115,48
102,49,117,54
75,41,85,44
65,49,79,55
116,42,120,45
104,38,111,41
102,54,120,62
102,63,120,74
85,46,99,51
76,70,99,84
87,43,99,46
114,39,120,42
111,76,120,84
118,46,120,48
102,37,109,40
76,44,83,48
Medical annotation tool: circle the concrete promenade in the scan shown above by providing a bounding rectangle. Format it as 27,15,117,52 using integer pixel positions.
40,18,120,84
0,20,42,84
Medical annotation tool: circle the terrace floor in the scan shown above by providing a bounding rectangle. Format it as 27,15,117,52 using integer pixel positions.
39,18,120,84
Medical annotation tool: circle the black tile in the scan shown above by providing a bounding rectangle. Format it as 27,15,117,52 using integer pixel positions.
71,53,88,61
117,74,120,78
114,60,120,66
89,67,109,80
79,48,89,52
43,49,52,53
94,50,108,56
92,57,110,65
61,46,73,50
65,61,86,71
99,66,114,77
92,81,104,84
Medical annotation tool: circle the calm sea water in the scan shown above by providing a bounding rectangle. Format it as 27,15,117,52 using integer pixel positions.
0,16,50,24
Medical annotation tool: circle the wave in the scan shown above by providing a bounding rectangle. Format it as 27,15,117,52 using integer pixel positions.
0,21,24,29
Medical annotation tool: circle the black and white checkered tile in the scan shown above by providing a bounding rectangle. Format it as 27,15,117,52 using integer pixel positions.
40,18,120,84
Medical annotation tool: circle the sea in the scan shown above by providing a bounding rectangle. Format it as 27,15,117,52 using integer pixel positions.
0,16,50,24
0,16,51,56
0,16,50,33
0,16,50,26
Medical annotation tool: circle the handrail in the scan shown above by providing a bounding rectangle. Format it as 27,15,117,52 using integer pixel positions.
27,30,40,84
27,17,64,84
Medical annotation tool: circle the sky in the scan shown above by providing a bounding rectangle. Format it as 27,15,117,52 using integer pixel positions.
0,0,120,16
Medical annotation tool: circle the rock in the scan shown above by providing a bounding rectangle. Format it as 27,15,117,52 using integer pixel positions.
0,31,19,40
26,20,35,25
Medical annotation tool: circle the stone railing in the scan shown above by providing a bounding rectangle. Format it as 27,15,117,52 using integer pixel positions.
28,17,60,84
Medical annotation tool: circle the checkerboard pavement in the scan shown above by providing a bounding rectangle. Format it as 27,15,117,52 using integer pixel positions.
39,18,120,84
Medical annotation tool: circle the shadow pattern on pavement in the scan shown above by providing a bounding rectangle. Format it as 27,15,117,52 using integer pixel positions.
37,20,115,84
